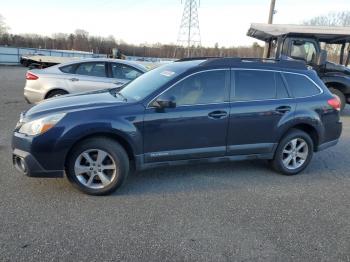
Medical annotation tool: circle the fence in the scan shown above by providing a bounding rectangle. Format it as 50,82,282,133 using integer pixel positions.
0,46,106,65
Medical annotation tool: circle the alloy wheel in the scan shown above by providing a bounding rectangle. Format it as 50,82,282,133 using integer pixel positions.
281,138,309,170
74,149,117,189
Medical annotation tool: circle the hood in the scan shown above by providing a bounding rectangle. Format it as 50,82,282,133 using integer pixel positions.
24,89,127,120
325,61,350,76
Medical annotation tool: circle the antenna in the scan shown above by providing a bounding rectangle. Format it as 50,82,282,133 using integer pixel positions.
176,0,202,57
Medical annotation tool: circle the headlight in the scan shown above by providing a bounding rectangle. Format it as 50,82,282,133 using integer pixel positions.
19,113,66,136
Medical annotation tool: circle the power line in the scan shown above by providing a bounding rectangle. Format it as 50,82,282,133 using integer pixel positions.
176,0,202,57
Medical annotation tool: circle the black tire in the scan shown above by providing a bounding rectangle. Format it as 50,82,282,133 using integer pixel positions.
328,88,346,111
271,129,314,176
46,89,68,99
66,137,129,195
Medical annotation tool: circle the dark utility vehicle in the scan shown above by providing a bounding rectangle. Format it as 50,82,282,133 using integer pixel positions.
248,23,350,110
12,58,342,195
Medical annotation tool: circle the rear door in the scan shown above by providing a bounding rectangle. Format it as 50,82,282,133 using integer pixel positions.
67,62,113,92
227,69,296,155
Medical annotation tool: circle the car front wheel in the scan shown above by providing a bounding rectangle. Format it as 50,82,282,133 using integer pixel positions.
271,129,314,175
66,137,129,195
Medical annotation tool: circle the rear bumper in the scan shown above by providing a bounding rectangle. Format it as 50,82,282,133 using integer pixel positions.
317,139,339,152
24,87,45,104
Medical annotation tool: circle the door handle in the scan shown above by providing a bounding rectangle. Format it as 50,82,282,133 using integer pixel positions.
275,106,291,114
113,82,124,86
208,111,228,119
69,78,79,82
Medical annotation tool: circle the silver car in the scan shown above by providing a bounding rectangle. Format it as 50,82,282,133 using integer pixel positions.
24,58,148,103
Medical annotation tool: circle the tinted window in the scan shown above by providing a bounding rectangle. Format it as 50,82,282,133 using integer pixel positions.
75,62,106,77
283,73,320,98
234,70,276,101
156,70,228,106
59,64,75,73
111,63,142,80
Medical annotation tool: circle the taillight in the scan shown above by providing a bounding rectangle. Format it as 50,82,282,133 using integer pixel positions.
26,72,38,80
328,97,341,111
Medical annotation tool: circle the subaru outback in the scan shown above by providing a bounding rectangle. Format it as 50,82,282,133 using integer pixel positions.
12,58,342,195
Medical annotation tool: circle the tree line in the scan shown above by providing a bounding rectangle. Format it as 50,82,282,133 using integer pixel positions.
0,11,349,59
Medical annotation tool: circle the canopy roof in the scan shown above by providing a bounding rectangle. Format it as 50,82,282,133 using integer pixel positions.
247,23,350,44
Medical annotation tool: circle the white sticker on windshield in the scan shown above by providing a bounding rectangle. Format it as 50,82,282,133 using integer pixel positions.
161,71,175,77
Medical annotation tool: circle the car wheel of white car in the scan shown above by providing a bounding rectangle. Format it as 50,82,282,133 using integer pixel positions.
46,90,68,99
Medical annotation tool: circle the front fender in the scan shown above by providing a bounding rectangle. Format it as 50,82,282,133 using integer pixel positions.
37,106,145,170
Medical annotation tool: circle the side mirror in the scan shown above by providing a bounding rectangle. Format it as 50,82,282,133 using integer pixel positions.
317,50,327,66
153,97,176,110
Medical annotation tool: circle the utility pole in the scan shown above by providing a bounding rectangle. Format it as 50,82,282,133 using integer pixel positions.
263,0,276,58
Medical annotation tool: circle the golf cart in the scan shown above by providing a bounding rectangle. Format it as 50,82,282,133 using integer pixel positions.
248,23,350,110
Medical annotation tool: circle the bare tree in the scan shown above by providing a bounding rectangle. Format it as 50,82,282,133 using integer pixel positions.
303,11,350,27
0,14,9,35
303,11,350,63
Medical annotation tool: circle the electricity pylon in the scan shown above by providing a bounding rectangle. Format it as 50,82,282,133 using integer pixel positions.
175,0,202,58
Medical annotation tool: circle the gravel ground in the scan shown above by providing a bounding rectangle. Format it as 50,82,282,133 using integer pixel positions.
0,65,350,262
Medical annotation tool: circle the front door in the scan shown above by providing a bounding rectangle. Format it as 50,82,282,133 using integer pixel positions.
109,62,143,88
143,69,231,163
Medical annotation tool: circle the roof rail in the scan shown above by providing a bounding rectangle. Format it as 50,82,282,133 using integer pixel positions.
199,57,307,69
175,57,221,62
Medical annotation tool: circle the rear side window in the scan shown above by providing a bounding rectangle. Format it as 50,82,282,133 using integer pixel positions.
233,70,289,101
75,62,107,77
283,73,321,98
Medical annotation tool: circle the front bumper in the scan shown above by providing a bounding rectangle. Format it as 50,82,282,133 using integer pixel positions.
12,148,63,178
12,132,65,178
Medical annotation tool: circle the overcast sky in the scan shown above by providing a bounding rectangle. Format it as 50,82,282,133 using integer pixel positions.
1,0,349,47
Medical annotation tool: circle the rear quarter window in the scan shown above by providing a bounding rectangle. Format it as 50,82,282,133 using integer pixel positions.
283,73,321,98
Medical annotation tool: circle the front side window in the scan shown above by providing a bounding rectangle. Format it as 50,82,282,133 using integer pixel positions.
111,63,142,80
156,70,228,106
75,62,107,77
291,41,317,63
59,64,75,73
283,73,321,98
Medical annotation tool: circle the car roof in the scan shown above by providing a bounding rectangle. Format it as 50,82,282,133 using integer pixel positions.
176,57,309,72
57,58,149,72
248,23,350,44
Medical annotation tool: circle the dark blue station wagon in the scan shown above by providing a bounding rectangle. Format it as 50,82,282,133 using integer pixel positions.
12,58,342,195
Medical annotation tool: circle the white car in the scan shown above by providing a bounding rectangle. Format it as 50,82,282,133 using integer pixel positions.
24,58,148,103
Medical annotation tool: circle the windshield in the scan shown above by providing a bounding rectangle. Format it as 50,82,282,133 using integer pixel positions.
119,61,202,101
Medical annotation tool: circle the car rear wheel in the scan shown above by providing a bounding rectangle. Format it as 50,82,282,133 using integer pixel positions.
46,90,68,99
329,88,346,111
271,129,314,175
66,137,129,195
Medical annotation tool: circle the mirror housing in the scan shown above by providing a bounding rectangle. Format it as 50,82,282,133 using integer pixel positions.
317,50,327,66
153,97,176,110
